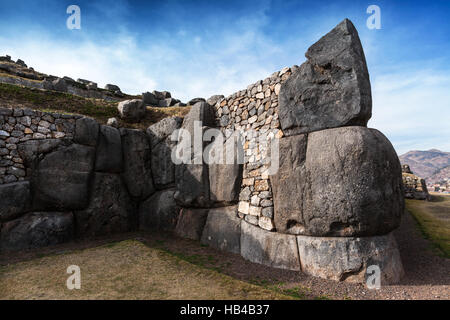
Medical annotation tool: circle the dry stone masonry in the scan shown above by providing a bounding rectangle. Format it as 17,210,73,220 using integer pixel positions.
0,19,405,285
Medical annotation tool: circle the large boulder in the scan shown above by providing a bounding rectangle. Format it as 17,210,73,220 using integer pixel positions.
208,135,244,205
174,102,215,207
152,90,171,100
174,208,209,240
304,127,404,236
269,134,308,234
120,129,155,199
52,78,67,92
95,125,123,173
117,99,146,122
17,139,63,167
139,189,180,232
297,233,404,284
270,126,404,237
142,92,158,105
0,181,32,222
105,84,121,92
240,220,301,271
0,212,74,252
74,117,99,147
206,95,224,106
147,117,183,189
201,206,241,254
278,19,372,136
147,116,183,148
32,144,95,211
74,173,135,238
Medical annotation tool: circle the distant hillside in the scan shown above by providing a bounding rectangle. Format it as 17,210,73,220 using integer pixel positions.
399,149,450,180
427,165,450,184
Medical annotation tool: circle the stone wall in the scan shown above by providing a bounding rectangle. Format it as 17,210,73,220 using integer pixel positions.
0,19,405,285
0,107,79,184
211,67,292,232
402,164,431,200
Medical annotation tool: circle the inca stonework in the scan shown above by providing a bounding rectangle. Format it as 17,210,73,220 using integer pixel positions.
0,19,405,285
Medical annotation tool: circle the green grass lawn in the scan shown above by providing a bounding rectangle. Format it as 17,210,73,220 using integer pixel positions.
405,195,450,258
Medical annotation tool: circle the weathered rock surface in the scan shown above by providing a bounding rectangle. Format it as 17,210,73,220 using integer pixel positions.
174,102,215,207
279,19,372,136
32,144,95,210
206,95,224,106
95,125,123,173
120,129,155,199
270,134,308,234
304,127,404,236
139,189,180,232
74,173,135,237
18,139,62,167
117,99,146,122
142,91,158,105
174,208,209,240
271,126,404,237
240,220,301,271
0,212,74,252
297,233,404,284
74,117,99,146
201,206,241,254
208,136,244,205
0,181,32,222
147,117,183,189
146,116,183,148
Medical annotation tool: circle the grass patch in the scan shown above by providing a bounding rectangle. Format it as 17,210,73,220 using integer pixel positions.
0,82,191,129
0,240,294,300
405,195,450,258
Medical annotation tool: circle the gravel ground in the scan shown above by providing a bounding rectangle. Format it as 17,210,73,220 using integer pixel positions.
1,211,448,300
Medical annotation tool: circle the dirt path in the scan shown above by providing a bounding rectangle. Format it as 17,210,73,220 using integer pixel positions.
0,211,448,300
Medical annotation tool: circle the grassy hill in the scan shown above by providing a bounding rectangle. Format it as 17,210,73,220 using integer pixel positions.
0,82,190,130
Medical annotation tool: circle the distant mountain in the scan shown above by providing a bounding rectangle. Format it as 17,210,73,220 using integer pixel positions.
398,149,450,180
427,165,450,184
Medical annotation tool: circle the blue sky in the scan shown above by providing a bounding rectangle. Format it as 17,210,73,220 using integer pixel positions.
0,0,449,155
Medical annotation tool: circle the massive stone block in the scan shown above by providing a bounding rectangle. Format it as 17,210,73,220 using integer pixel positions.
120,128,155,200
147,117,183,149
0,181,32,222
17,139,63,167
279,19,372,136
174,102,215,207
0,212,74,252
147,117,183,189
271,127,404,237
174,208,209,240
240,220,301,271
95,125,123,173
303,127,404,236
269,134,307,234
139,189,180,232
208,135,244,205
74,173,135,238
201,206,241,254
32,143,95,211
297,233,404,284
118,99,146,122
74,117,99,146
